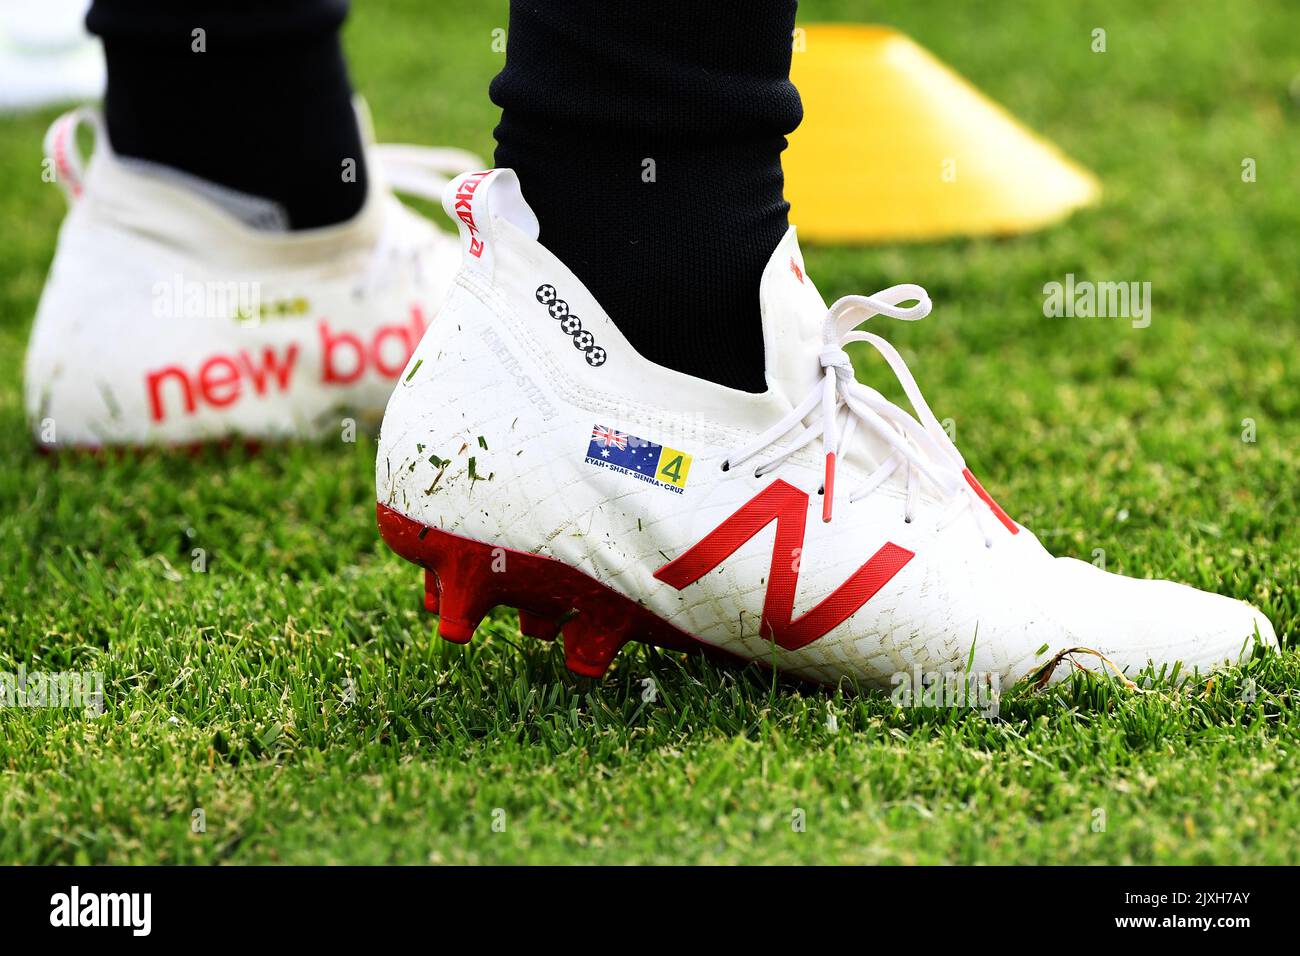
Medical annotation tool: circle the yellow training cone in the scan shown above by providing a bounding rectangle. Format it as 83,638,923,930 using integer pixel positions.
785,24,1101,242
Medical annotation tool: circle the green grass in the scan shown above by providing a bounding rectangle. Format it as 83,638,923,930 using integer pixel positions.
1,0,1297,864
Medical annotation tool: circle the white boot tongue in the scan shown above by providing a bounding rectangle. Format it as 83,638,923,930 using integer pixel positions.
758,227,829,407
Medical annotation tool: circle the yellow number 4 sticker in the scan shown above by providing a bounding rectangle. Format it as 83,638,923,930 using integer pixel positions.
656,447,693,489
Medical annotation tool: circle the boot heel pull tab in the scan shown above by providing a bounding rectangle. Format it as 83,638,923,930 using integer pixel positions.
441,168,540,280
43,108,99,205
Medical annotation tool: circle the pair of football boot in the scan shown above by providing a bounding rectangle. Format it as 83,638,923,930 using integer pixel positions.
24,111,1277,688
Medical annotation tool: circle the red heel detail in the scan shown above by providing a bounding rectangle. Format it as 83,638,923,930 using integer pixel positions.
437,614,482,644
377,503,733,675
561,615,632,678
423,569,440,614
430,544,497,645
518,610,560,642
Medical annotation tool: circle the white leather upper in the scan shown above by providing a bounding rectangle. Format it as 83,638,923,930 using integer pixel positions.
378,169,1276,687
25,108,469,446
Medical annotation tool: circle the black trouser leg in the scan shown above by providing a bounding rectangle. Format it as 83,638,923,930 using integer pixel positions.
87,0,367,230
490,0,802,393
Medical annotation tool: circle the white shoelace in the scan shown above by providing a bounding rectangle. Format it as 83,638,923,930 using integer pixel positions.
372,143,485,200
723,285,1016,548
359,143,486,296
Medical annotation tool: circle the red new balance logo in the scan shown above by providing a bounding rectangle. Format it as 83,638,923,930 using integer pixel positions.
653,480,913,650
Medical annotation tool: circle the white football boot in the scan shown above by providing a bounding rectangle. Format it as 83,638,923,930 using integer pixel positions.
375,168,1277,686
24,105,483,448
0,0,103,114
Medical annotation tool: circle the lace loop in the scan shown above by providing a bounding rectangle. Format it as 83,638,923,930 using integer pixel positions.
726,284,1002,547
819,345,854,373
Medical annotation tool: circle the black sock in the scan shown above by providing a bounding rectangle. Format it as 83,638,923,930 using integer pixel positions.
87,0,367,230
490,0,802,393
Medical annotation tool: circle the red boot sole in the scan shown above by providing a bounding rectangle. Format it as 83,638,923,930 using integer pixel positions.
377,503,738,677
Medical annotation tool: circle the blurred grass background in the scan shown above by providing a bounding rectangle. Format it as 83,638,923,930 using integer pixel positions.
0,0,1296,863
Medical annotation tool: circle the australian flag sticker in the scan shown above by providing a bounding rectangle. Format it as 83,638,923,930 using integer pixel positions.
585,425,692,494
